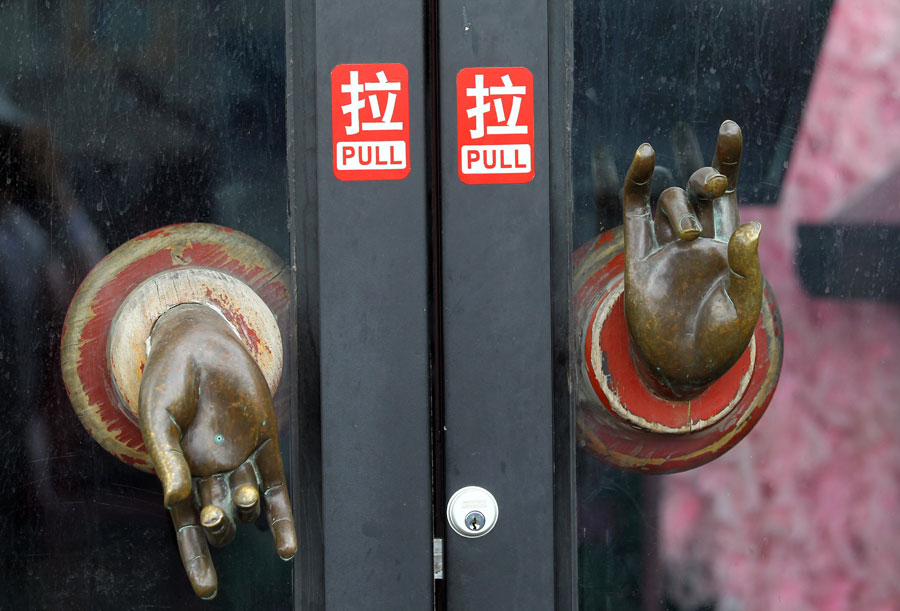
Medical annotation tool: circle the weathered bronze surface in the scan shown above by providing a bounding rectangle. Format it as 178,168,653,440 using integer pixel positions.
623,121,763,400
139,303,296,600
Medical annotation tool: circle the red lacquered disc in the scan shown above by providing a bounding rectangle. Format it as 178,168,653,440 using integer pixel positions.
575,228,783,473
60,224,289,472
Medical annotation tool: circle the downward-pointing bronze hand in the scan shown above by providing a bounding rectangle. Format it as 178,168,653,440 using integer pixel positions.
138,304,297,600
623,121,763,400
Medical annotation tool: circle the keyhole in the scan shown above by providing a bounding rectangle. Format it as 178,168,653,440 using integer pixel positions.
465,510,485,531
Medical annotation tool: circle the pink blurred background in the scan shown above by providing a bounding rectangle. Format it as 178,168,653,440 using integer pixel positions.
661,0,900,609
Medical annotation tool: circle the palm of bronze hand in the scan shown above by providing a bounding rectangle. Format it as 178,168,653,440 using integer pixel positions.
139,304,296,600
623,121,763,400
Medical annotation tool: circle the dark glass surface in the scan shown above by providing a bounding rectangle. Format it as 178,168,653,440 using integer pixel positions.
572,0,831,245
573,1,900,610
0,2,293,608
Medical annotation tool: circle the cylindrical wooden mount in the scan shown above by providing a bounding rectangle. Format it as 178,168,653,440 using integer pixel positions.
61,224,289,472
108,267,283,423
574,227,783,474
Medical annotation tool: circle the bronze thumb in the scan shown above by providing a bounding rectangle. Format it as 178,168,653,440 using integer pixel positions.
726,221,763,323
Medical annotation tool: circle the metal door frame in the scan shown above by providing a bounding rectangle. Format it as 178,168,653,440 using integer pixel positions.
435,0,574,609
287,0,436,608
287,0,575,607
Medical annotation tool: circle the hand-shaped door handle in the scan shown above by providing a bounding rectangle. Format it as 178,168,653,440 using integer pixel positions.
61,224,295,599
139,303,296,599
623,122,762,400
575,122,783,473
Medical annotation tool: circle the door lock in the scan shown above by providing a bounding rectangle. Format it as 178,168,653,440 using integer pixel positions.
447,486,498,538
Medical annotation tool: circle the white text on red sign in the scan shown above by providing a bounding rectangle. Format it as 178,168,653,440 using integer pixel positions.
456,67,535,184
331,64,410,181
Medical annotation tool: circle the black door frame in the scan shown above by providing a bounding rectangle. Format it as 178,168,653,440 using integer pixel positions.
287,0,435,608
287,0,575,607
435,0,574,608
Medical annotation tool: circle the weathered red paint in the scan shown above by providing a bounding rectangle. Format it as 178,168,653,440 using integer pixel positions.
575,227,783,473
584,278,753,431
204,287,268,361
74,248,176,453
119,453,148,467
62,224,289,471
133,227,172,242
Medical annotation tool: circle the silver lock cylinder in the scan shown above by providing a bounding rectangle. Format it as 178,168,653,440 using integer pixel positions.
446,486,498,538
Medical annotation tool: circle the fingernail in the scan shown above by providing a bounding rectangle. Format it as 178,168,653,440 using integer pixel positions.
201,505,226,530
680,215,701,234
720,120,740,135
706,174,728,198
234,484,259,509
735,221,761,245
272,521,298,559
187,556,218,600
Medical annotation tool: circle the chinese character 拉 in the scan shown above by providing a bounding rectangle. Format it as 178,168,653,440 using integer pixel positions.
341,70,403,135
466,73,528,139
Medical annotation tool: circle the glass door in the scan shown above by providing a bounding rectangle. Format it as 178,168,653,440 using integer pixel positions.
6,1,895,609
2,0,440,607
1,0,438,608
568,2,900,610
431,1,899,609
0,1,299,607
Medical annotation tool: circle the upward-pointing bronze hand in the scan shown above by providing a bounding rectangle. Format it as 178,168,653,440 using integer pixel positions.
139,304,296,600
623,121,763,400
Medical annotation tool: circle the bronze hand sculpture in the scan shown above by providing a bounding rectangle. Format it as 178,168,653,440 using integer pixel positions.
61,224,295,597
139,303,296,600
574,121,782,472
623,121,763,400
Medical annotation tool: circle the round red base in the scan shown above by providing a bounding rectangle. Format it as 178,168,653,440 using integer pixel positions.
60,224,289,472
574,227,784,474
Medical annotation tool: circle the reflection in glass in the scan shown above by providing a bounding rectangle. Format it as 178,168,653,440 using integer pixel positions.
0,2,290,607
574,1,900,609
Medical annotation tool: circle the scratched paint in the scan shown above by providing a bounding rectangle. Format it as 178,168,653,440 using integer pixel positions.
573,226,783,473
61,223,289,472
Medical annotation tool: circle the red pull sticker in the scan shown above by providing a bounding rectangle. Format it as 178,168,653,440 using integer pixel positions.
456,67,535,185
331,63,410,181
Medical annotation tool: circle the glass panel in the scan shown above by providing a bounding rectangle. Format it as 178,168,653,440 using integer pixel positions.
0,2,299,607
572,2,899,609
